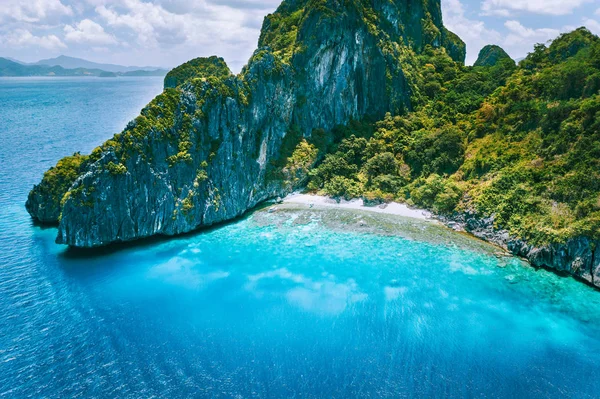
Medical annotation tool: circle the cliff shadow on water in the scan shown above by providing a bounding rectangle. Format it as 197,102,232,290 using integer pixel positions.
58,201,278,260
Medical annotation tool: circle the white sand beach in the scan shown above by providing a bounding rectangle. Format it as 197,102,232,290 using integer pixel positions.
282,194,434,221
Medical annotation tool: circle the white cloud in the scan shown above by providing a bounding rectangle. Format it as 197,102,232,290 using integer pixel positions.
95,1,183,47
0,29,66,50
444,0,584,64
0,0,73,23
443,0,502,64
502,20,578,59
482,0,592,17
64,19,117,45
504,20,561,41
503,20,564,47
583,18,600,36
93,0,278,71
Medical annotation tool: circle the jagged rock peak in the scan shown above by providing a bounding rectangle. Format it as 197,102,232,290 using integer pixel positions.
258,0,466,63
474,45,514,67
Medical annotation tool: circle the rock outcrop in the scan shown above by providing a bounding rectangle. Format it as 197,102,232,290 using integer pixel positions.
442,212,600,288
26,153,90,224
474,45,515,67
27,0,465,247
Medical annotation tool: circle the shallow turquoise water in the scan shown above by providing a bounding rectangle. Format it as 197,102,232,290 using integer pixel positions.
1,77,600,398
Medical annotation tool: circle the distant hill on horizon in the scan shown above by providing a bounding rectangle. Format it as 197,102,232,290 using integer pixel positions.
4,57,30,65
32,55,164,73
0,57,167,77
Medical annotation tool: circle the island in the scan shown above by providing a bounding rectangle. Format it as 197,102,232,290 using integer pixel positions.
26,0,600,288
0,57,167,77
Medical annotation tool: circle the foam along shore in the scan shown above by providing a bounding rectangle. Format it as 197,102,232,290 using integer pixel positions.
282,194,434,221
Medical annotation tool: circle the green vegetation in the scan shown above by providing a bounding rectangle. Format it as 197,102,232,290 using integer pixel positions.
259,5,306,63
474,45,515,67
283,139,319,188
257,0,465,69
106,161,127,175
309,28,600,246
181,190,196,216
164,56,232,89
34,153,89,205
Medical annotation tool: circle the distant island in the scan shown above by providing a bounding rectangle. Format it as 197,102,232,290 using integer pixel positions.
31,55,164,73
0,55,168,77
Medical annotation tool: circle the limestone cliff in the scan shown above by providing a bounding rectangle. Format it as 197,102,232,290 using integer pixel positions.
27,0,464,247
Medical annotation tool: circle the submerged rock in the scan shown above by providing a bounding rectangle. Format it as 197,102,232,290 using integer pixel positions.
27,0,464,248
440,212,600,289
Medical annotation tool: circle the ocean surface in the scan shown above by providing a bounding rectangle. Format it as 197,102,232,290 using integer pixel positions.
1,77,600,398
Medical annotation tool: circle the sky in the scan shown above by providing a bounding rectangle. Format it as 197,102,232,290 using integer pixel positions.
0,0,599,72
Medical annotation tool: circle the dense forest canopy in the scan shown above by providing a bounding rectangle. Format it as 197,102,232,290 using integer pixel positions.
308,27,600,246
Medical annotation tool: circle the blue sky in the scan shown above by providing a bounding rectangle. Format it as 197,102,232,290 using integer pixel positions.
445,0,600,63
0,0,599,71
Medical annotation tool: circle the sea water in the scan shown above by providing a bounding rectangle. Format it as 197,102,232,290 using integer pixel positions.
1,77,600,398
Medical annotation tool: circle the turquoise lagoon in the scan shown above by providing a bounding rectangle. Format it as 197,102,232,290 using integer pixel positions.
0,77,600,398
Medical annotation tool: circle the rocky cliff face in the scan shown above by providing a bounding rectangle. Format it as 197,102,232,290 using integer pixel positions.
27,0,464,247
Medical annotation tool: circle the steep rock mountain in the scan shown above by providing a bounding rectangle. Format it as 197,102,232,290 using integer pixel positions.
27,0,464,247
473,45,514,67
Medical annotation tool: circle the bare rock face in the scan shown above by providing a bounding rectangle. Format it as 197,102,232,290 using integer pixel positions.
445,212,600,288
56,53,295,247
508,238,600,288
26,187,61,225
27,0,465,247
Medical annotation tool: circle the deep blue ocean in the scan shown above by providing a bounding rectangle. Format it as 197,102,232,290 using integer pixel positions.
1,77,600,398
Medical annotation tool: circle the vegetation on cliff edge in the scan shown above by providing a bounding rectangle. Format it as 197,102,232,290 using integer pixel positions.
164,56,232,89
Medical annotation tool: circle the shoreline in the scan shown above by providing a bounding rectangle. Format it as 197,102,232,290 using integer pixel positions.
280,194,600,290
282,193,434,221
